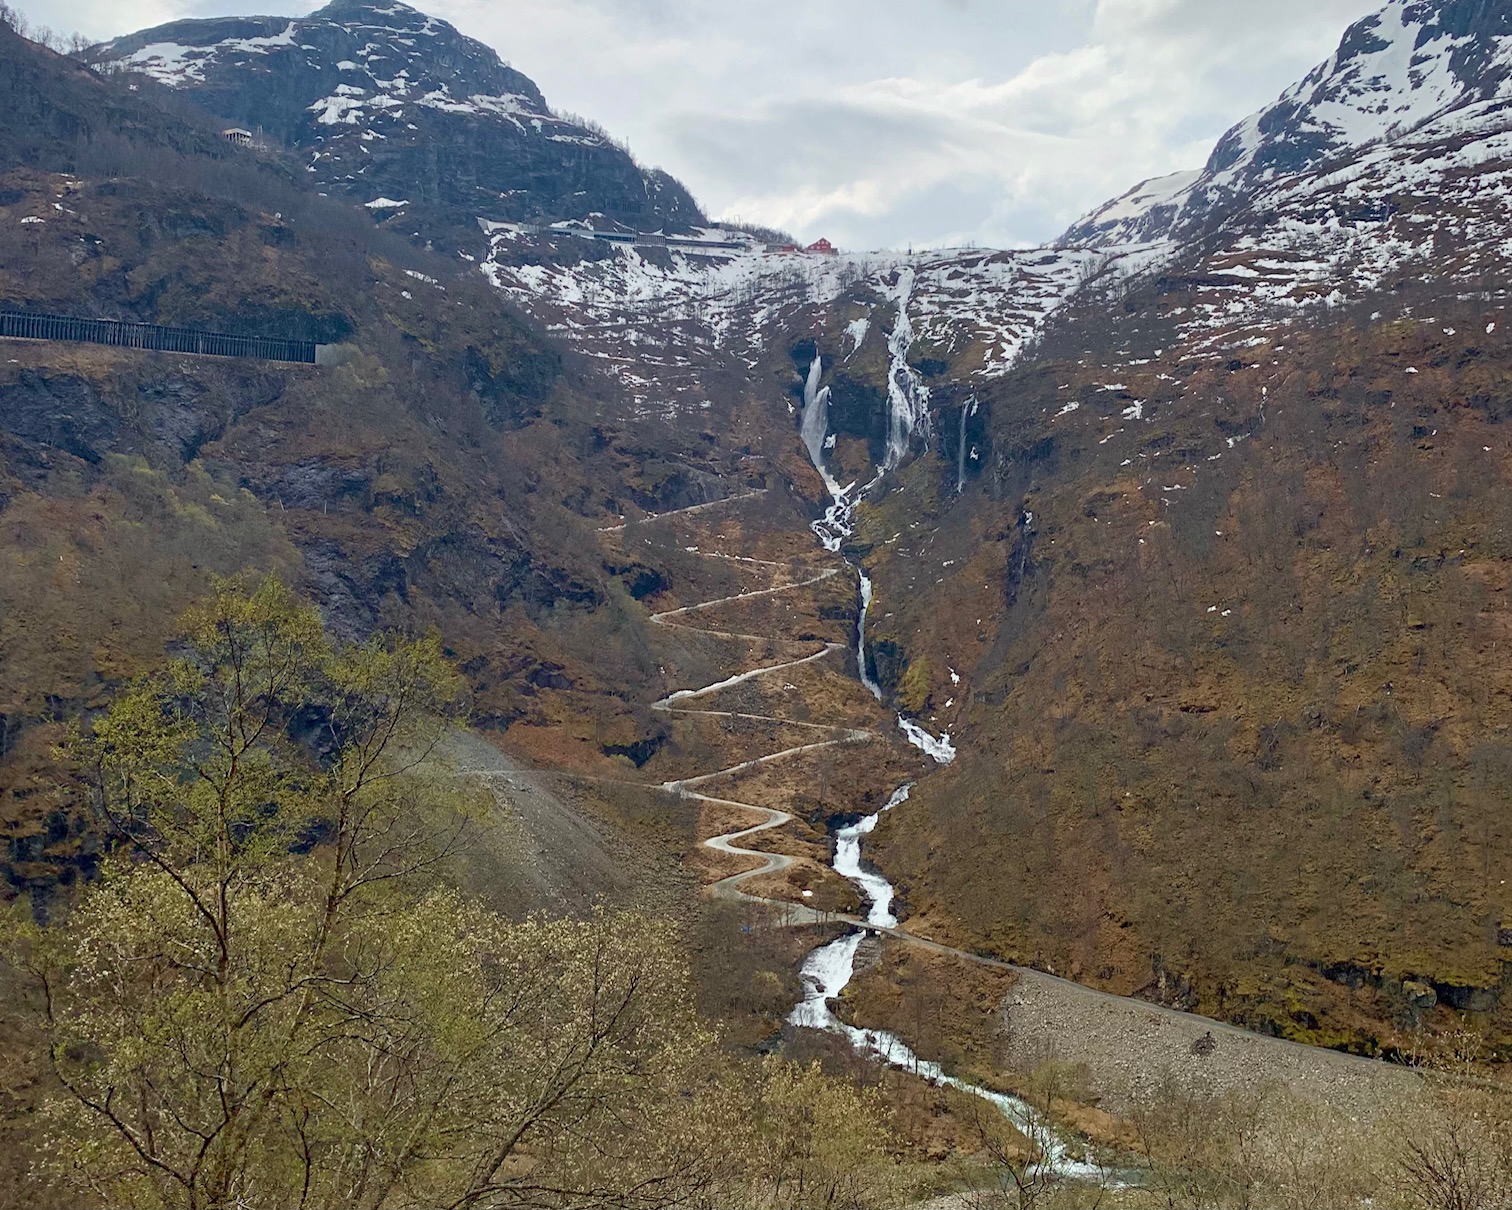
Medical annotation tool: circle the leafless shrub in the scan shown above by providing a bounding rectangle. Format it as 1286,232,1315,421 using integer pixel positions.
1397,1034,1512,1210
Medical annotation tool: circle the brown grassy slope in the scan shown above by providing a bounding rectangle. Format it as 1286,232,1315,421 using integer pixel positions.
0,19,239,174
864,299,1512,1056
0,36,779,904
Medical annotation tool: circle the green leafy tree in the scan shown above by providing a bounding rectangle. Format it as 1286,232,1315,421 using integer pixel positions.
751,1059,903,1210
4,579,734,1209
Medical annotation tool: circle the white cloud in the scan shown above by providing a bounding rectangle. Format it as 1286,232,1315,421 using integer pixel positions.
14,0,1385,248
16,0,190,40
616,0,1381,249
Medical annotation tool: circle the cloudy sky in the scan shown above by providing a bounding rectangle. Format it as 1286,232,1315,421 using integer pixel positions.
17,0,1384,249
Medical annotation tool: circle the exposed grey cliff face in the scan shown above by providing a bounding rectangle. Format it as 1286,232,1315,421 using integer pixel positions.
94,0,704,245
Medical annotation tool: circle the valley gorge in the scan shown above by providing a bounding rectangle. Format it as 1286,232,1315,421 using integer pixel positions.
3,0,1512,1204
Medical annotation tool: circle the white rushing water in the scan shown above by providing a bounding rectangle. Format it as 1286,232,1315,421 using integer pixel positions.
801,353,866,553
785,346,1102,1179
800,355,839,496
898,716,957,765
789,780,1103,1179
832,783,911,927
856,571,884,702
797,352,955,764
956,397,977,495
884,267,930,470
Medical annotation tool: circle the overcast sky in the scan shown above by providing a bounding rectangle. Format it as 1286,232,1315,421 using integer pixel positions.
18,0,1384,249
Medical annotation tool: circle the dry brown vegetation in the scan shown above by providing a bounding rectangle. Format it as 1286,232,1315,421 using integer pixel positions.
844,939,1022,1091
0,136,797,906
861,297,1512,1056
10,16,1512,1203
839,938,1512,1208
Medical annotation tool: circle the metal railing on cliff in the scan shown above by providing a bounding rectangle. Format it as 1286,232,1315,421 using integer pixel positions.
0,311,320,364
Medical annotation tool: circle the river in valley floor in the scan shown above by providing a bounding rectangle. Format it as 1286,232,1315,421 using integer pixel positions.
786,782,1108,1180
789,352,1102,1177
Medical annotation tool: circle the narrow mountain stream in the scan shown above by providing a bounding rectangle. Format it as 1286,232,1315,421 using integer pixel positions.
788,782,1104,1179
791,353,1095,1176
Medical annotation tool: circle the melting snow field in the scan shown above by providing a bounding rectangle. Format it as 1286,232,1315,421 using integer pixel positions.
1060,2,1512,364
480,224,1123,418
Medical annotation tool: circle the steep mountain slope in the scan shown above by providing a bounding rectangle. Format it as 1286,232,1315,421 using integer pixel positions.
13,0,1512,1069
92,0,704,250
833,0,1512,1053
859,285,1512,1048
1061,0,1512,249
0,20,749,913
0,18,242,171
480,221,1131,439
407,0,1512,1056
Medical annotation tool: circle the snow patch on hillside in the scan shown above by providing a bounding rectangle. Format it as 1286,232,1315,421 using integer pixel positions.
1059,169,1201,248
481,222,1121,421
117,42,214,84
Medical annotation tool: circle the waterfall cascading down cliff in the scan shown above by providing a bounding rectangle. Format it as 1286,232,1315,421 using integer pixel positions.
957,398,977,495
800,354,834,488
798,351,953,761
884,267,930,470
857,571,883,702
801,353,861,553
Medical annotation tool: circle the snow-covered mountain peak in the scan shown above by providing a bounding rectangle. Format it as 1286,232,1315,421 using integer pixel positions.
479,219,1137,438
1061,0,1512,248
1054,169,1200,250
94,2,703,238
1203,0,1510,185
97,2,548,119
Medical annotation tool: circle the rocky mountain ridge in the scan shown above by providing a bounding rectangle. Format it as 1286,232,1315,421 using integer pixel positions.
0,13,763,921
1061,0,1512,249
91,0,704,248
483,0,1512,441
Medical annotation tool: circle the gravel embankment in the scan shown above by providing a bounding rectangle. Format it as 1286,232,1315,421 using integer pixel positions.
999,967,1422,1121
441,730,630,913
